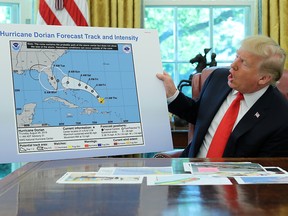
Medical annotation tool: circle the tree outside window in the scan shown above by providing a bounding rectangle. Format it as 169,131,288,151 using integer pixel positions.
144,4,252,97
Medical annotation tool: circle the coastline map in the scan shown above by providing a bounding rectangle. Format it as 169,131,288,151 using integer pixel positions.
10,41,143,153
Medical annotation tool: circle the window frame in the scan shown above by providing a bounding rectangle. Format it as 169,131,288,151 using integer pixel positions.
144,0,257,34
143,0,257,96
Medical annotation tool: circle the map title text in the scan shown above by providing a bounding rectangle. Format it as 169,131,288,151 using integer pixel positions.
0,30,139,42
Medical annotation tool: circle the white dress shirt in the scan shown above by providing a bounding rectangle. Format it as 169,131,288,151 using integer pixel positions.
197,86,269,157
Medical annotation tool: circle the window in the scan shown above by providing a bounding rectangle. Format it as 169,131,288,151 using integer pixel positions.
144,0,256,96
0,2,19,23
0,0,35,24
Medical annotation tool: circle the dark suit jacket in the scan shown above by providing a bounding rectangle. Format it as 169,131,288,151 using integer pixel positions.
169,68,288,157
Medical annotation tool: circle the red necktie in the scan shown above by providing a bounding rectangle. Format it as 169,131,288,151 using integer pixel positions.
207,92,244,157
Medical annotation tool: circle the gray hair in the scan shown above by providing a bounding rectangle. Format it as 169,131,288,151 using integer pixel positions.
240,35,286,84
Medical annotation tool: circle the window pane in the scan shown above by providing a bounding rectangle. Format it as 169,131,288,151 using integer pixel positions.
144,3,252,97
0,3,19,24
177,63,193,97
177,8,210,62
145,7,175,61
213,7,247,62
162,62,175,78
0,6,11,23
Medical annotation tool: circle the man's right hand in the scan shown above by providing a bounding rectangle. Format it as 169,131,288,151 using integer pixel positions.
156,71,178,98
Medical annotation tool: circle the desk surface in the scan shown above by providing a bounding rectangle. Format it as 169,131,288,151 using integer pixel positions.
1,157,288,216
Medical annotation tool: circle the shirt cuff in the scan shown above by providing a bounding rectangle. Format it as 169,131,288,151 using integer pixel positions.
167,90,179,104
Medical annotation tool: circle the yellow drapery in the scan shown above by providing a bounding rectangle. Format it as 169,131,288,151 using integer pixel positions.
262,0,288,69
88,0,142,28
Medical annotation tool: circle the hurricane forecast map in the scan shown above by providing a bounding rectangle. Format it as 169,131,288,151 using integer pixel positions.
10,41,144,153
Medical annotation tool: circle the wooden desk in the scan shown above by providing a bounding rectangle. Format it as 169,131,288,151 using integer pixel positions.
1,158,288,216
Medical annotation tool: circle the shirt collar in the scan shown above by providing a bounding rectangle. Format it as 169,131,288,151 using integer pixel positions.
232,86,269,108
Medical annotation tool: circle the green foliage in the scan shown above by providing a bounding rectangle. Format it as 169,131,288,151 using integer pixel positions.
145,5,250,96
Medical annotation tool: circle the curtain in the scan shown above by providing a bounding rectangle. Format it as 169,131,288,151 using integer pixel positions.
88,0,142,28
262,0,288,69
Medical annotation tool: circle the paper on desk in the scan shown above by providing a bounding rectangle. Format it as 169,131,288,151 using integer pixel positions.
263,166,288,175
183,162,254,172
97,166,173,176
234,175,288,184
147,174,232,186
56,172,143,184
183,162,268,177
234,166,288,184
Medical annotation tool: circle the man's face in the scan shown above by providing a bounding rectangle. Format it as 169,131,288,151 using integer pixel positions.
228,48,264,94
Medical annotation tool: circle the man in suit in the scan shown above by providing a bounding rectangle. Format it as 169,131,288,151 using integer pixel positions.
157,35,288,157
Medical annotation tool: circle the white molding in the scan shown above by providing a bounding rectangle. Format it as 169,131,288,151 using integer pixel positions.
145,0,256,6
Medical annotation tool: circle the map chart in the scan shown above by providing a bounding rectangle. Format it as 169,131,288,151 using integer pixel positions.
10,41,143,153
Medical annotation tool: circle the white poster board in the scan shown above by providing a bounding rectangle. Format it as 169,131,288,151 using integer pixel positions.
0,24,173,163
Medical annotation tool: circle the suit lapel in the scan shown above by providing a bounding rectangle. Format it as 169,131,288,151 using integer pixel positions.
192,72,231,156
224,87,273,155
199,80,231,130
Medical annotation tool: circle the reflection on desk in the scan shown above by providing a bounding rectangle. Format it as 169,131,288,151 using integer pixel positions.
1,158,288,216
